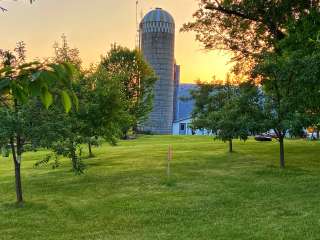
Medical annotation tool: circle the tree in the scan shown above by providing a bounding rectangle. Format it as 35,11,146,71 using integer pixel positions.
31,66,126,172
74,67,126,158
191,78,263,152
50,36,125,158
279,11,320,137
254,58,301,168
184,1,320,168
0,43,77,203
253,10,320,168
50,34,91,160
100,44,157,137
182,0,320,77
53,34,82,70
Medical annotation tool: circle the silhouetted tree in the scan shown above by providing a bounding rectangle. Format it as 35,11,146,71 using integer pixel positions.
100,44,157,137
182,0,320,77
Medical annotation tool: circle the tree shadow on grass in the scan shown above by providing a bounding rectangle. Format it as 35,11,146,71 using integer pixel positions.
254,165,310,177
1,201,49,211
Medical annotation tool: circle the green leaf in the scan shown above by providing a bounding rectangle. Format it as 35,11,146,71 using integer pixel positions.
40,88,53,109
71,92,79,111
11,83,28,104
50,64,69,86
63,62,76,77
0,79,10,93
39,71,58,86
61,90,72,113
29,79,43,96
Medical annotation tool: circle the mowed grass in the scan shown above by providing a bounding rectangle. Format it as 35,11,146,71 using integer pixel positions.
1,136,320,240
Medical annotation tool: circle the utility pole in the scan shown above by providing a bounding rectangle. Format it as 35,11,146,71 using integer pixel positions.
135,0,140,49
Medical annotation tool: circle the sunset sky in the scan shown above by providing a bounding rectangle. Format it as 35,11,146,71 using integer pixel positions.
1,0,232,83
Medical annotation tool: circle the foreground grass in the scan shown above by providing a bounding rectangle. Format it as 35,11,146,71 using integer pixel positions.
1,136,320,240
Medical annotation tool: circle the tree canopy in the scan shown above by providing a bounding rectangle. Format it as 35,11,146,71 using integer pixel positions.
182,0,320,76
100,44,157,137
191,79,263,152
252,10,320,167
184,1,320,168
0,42,78,203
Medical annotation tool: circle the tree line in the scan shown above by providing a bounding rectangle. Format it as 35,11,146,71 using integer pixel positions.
183,0,320,169
0,36,157,204
3,0,320,204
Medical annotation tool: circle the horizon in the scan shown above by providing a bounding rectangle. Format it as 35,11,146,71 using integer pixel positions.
0,0,232,83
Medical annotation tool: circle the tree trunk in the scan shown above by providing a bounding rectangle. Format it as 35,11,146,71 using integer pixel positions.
279,136,285,169
88,141,93,158
14,158,23,203
132,124,138,135
70,143,77,171
10,138,23,203
229,139,233,153
122,130,129,140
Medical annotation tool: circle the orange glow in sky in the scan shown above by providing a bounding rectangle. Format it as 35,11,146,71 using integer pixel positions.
0,0,232,83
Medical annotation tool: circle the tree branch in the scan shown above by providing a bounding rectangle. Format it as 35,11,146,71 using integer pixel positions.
205,2,260,22
1,0,35,12
0,6,8,12
205,2,286,41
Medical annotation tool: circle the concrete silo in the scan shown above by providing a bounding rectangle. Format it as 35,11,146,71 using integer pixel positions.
140,8,175,134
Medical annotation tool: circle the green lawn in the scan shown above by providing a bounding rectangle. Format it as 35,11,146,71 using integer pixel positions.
1,136,320,240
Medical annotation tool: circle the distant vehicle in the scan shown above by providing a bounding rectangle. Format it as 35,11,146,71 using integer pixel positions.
255,134,272,142
307,132,318,141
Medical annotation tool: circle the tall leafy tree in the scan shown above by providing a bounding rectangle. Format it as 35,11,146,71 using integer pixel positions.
0,43,77,203
50,36,125,158
33,68,126,173
75,67,127,158
49,34,90,160
184,1,320,168
191,79,263,152
254,10,320,168
100,44,157,137
254,57,302,168
278,11,320,136
182,0,320,76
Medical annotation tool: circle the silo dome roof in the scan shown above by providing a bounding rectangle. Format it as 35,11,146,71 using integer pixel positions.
141,8,175,25
140,8,175,34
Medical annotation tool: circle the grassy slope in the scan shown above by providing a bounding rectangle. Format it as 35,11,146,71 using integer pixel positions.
1,136,320,240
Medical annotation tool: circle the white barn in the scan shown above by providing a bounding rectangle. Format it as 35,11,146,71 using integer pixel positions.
172,84,211,136
172,117,211,135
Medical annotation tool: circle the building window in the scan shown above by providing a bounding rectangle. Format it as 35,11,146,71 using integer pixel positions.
180,123,186,131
